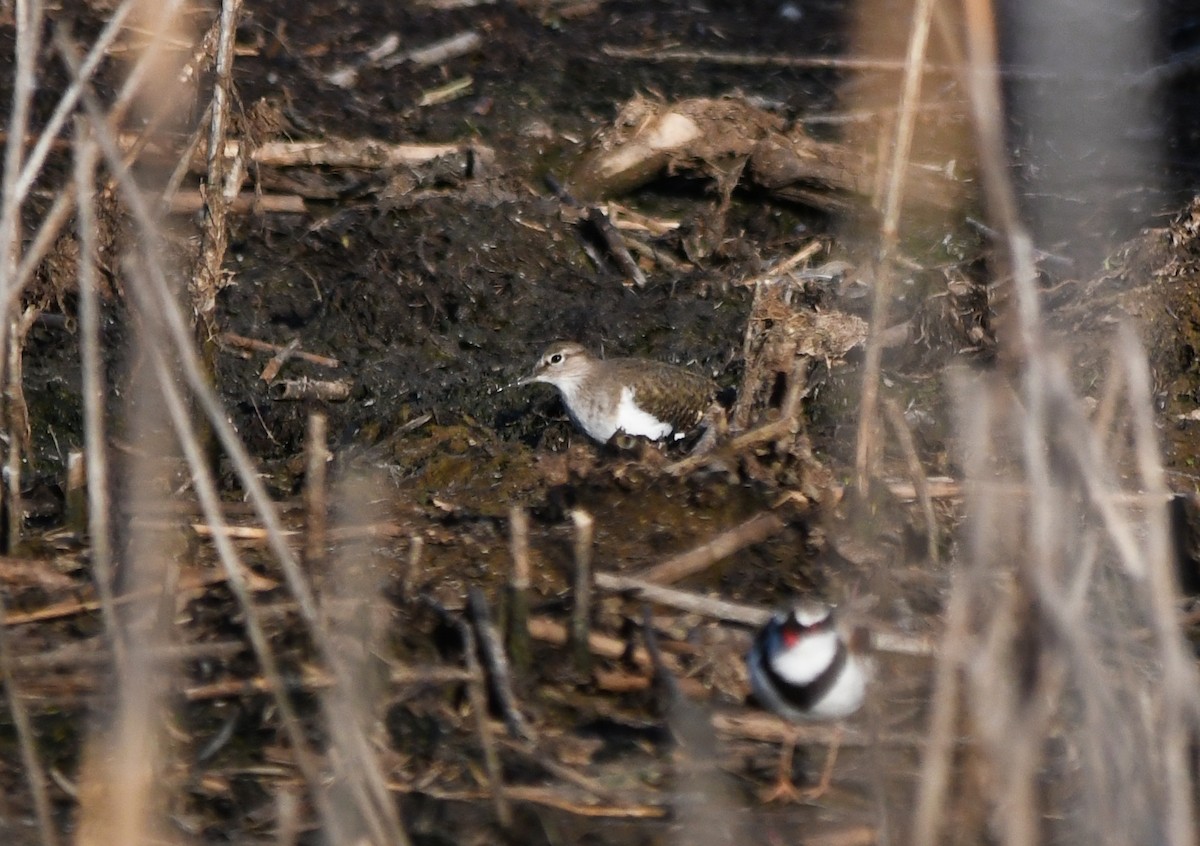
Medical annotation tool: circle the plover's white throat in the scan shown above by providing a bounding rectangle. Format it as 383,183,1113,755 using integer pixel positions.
746,602,868,802
518,341,715,444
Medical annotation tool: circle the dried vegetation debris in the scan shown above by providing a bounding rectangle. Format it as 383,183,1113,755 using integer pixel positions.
906,268,995,357
36,189,127,307
570,94,964,215
13,0,1200,840
1036,194,1200,444
927,320,1200,846
715,272,868,496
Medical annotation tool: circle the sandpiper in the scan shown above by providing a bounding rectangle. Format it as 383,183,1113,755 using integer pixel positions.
518,341,716,444
746,602,868,802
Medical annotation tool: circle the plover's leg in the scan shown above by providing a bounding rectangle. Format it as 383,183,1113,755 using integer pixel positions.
799,724,844,801
759,729,806,804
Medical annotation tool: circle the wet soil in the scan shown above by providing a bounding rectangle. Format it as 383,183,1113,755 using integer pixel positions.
5,1,1200,845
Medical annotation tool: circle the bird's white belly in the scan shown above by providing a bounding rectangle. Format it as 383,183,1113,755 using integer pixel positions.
613,387,674,440
749,629,868,722
560,381,677,443
806,657,866,719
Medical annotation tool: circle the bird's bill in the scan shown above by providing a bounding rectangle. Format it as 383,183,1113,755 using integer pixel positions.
516,371,546,387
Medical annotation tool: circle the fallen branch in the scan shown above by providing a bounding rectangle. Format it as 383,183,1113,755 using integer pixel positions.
468,587,534,741
635,511,787,584
168,190,305,214
380,30,482,69
218,332,341,368
268,378,352,402
595,573,935,656
248,138,491,170
386,781,667,819
5,568,279,627
596,572,767,626
713,710,924,749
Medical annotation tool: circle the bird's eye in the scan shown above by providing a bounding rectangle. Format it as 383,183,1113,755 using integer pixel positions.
549,353,563,365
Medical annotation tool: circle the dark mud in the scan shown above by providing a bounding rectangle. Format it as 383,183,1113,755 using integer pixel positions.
5,1,1200,845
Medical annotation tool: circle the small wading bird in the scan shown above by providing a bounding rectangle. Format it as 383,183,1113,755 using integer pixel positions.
746,602,868,802
518,341,716,444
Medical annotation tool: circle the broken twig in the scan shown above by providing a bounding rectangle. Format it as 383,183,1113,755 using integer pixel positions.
570,509,595,676
468,587,534,741
636,512,786,585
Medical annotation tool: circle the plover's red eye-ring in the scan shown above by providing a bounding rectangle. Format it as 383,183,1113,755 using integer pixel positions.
779,614,806,645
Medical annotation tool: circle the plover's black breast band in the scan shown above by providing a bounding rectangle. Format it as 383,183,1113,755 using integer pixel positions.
756,626,849,712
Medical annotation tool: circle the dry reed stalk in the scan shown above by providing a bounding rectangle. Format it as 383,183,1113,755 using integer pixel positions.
895,0,1200,842
64,38,381,756
1120,324,1200,845
268,377,353,402
460,612,512,829
193,0,245,339
942,5,1042,839
4,305,37,552
939,147,1196,846
2,0,194,367
601,44,956,73
912,568,971,845
303,413,329,571
864,655,892,846
570,508,595,675
665,417,792,476
950,356,1200,846
77,339,179,846
526,614,668,673
641,607,748,846
275,787,301,846
0,596,58,846
8,1,207,328
132,274,330,802
883,397,939,563
853,0,939,496
506,505,532,673
595,573,936,655
596,572,768,626
73,128,124,673
319,471,411,846
62,25,411,842
76,53,196,820
0,0,45,379
260,338,301,383
168,189,308,215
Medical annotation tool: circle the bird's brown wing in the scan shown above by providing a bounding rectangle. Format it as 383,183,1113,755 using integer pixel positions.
610,359,716,434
